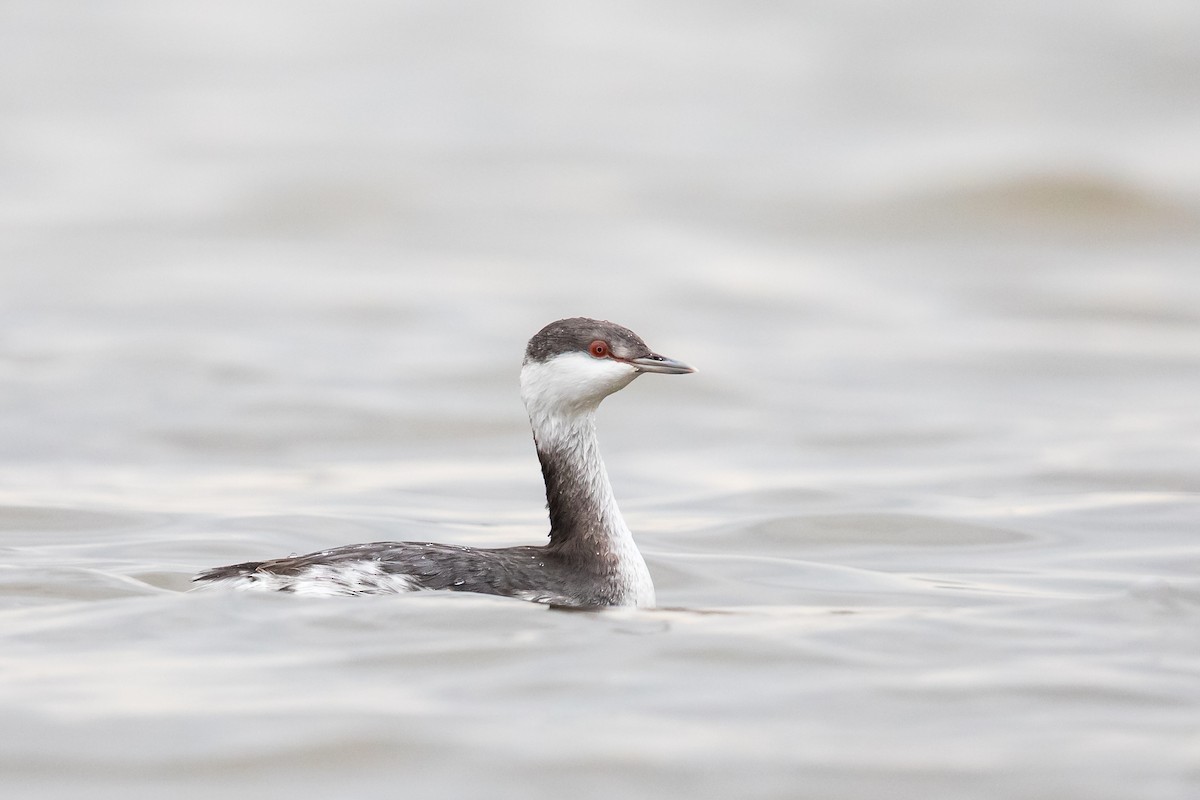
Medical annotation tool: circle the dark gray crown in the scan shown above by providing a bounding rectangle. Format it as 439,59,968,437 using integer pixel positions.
524,317,653,364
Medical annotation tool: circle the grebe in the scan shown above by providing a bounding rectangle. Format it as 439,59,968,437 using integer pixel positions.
193,317,694,607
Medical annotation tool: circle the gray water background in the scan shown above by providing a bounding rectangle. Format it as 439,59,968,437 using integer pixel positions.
2,2,1199,798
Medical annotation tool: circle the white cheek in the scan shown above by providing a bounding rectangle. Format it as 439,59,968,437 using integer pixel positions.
520,352,639,415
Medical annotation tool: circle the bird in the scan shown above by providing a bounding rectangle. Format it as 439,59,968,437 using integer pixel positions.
193,317,695,607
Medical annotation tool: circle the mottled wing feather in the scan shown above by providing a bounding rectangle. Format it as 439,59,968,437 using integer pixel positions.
194,541,586,604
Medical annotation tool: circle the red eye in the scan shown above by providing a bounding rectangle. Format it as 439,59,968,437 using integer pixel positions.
588,340,609,358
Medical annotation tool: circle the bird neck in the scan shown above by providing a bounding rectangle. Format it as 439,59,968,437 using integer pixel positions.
529,409,628,552
524,404,652,605
519,357,655,606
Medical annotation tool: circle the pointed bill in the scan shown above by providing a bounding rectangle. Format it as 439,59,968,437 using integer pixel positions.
628,354,696,374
